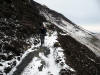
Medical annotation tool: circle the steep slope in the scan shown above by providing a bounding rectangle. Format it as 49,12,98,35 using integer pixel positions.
0,0,100,75
36,3,100,56
95,33,100,40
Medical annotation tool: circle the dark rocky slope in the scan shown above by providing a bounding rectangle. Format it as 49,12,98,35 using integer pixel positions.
0,0,46,74
0,0,100,75
58,35,100,75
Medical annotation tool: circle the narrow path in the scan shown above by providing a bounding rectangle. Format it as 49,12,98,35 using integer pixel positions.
11,46,50,75
12,50,39,75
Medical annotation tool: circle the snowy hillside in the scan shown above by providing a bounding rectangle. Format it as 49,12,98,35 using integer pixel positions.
0,0,100,75
95,33,100,39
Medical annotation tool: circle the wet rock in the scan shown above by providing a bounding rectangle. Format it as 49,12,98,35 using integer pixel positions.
34,39,40,45
0,64,3,66
4,67,12,74
0,71,3,75
41,47,50,57
54,42,60,47
59,69,76,75
12,61,17,67
17,56,21,61
6,55,14,61
0,55,6,61
38,65,44,71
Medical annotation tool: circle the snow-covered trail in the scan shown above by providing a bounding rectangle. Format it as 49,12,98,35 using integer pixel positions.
9,31,75,75
11,50,41,75
20,31,75,75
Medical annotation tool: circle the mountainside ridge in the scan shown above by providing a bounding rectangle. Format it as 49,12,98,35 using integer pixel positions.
0,0,100,75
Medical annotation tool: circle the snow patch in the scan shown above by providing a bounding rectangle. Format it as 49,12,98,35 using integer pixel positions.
20,31,75,75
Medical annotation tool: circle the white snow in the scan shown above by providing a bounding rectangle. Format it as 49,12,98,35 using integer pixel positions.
21,57,42,75
20,31,75,75
8,37,41,75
